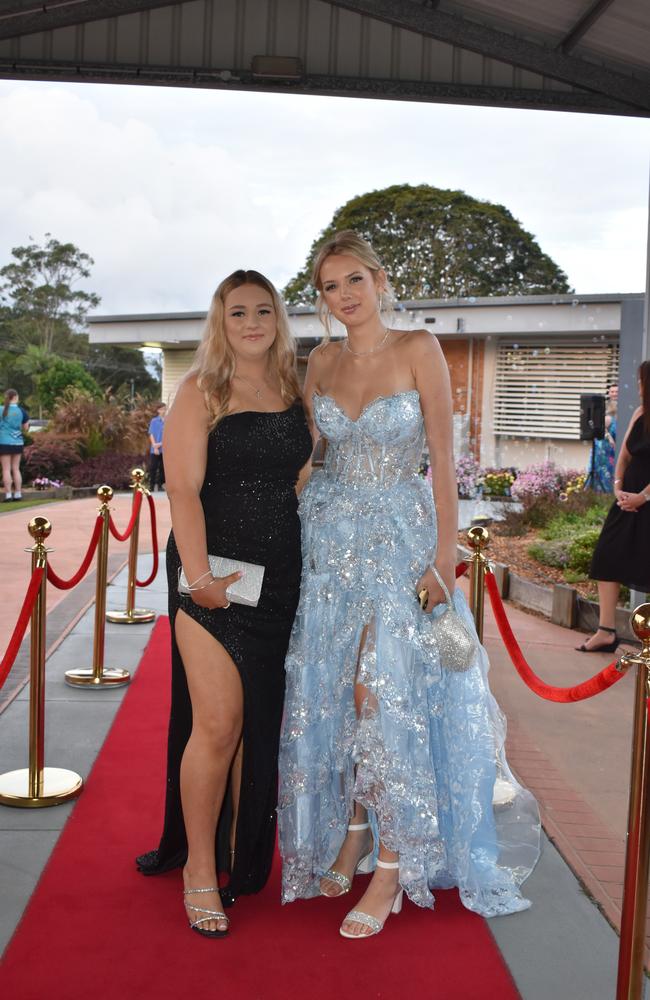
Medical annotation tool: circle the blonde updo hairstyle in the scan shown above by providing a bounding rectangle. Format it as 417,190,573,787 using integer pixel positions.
190,269,301,429
311,230,396,342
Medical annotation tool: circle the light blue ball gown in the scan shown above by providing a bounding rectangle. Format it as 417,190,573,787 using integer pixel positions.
278,390,540,916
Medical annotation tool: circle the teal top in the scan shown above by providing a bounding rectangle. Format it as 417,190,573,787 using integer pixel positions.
0,403,29,446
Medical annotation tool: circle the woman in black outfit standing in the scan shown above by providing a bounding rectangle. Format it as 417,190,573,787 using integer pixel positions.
137,270,312,937
578,360,650,652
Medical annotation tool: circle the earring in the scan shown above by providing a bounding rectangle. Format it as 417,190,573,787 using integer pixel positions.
378,291,384,313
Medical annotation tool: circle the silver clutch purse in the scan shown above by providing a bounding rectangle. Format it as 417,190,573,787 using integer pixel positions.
178,555,265,607
427,566,477,672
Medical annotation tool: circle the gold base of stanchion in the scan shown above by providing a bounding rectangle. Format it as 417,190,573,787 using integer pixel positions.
105,609,156,624
64,667,131,687
0,766,83,807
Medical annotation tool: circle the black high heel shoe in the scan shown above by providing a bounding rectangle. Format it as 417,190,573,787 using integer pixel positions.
575,626,619,653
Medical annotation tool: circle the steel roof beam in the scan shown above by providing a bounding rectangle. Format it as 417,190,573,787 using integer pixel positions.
0,56,639,116
559,0,617,55
0,0,176,37
329,0,650,113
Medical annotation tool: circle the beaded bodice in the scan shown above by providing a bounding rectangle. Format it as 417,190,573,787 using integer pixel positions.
313,390,425,489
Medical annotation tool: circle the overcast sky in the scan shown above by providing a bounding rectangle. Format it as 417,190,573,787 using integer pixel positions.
1,79,649,316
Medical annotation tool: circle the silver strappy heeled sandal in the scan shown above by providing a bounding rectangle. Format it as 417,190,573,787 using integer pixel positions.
183,886,230,938
339,859,403,939
320,822,375,897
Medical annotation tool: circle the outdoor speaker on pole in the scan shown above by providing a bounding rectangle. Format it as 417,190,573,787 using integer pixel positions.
579,394,606,440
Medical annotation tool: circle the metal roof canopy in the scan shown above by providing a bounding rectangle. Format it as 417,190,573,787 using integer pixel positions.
0,0,648,117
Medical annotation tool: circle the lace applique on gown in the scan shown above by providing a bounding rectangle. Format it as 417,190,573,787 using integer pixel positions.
278,390,540,917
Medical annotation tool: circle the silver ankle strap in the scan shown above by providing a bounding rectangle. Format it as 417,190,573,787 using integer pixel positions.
376,859,399,869
347,822,370,831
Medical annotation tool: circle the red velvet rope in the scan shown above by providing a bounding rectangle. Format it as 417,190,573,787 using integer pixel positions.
46,515,103,590
485,570,625,702
135,494,159,588
109,489,143,542
455,561,468,578
0,567,44,691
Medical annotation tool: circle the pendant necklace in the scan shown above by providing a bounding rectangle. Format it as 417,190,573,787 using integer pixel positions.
233,373,263,399
344,327,390,357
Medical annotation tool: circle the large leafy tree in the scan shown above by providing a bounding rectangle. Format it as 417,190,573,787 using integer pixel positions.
284,184,570,304
0,236,159,408
0,234,100,352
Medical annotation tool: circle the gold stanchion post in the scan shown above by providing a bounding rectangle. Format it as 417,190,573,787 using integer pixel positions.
65,486,130,688
0,517,83,807
467,525,489,643
106,468,156,625
616,603,650,1000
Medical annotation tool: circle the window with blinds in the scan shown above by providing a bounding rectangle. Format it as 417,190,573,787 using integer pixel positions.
493,337,619,440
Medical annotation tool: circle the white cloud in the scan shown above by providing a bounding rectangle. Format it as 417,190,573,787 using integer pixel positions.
0,80,648,314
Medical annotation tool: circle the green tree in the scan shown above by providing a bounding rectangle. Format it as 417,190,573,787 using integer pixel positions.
86,344,161,399
284,184,571,304
13,345,56,418
0,234,100,353
37,358,102,415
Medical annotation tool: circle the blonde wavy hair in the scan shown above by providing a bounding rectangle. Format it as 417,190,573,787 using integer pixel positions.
190,270,301,428
311,230,396,341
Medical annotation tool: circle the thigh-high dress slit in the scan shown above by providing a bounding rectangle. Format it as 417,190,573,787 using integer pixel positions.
137,403,312,903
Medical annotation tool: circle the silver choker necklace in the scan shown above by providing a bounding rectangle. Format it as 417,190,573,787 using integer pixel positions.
344,327,390,357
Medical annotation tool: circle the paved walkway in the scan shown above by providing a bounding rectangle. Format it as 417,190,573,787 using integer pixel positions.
0,497,647,995
0,492,172,654
462,573,642,954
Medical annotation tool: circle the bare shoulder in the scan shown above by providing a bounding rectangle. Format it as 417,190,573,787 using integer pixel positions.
396,327,443,360
307,339,342,386
167,373,209,425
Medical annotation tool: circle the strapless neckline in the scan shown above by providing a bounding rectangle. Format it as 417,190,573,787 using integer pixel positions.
313,388,420,424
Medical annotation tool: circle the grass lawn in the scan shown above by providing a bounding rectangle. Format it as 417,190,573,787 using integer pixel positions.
0,497,65,516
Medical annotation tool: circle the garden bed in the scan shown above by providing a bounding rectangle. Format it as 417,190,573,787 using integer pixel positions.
477,528,599,602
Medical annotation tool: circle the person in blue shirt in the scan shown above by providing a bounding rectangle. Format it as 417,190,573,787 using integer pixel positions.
148,402,167,491
0,389,29,502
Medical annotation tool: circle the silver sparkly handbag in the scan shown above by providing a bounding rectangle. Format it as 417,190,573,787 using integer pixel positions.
425,566,477,672
178,556,265,607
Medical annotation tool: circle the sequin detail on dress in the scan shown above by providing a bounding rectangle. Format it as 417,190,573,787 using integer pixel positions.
136,403,313,902
278,390,540,916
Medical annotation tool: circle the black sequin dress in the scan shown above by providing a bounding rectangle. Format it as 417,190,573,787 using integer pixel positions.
137,402,313,903
590,414,650,591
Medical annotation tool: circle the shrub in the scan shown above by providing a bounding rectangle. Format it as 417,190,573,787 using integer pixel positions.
51,388,155,456
540,503,608,542
23,436,82,482
38,359,102,415
566,529,602,574
527,539,571,569
482,468,516,497
511,461,562,500
456,454,482,499
69,452,145,490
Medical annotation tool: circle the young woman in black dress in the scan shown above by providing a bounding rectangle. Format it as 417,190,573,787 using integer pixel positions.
136,270,312,937
578,360,650,652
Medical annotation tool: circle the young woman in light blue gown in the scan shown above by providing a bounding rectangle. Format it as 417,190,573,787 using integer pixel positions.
278,231,540,938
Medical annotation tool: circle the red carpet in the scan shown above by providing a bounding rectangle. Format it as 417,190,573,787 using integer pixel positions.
1,619,520,1000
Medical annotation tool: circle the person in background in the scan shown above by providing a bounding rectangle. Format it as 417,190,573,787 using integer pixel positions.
0,389,29,502
578,364,650,652
590,385,618,493
148,402,167,491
